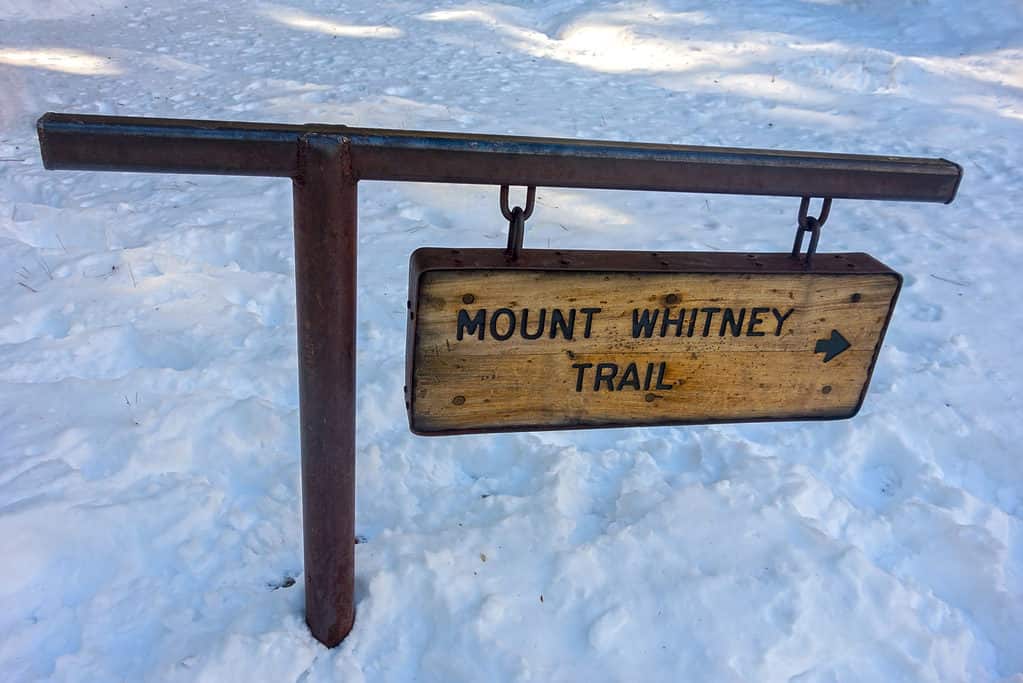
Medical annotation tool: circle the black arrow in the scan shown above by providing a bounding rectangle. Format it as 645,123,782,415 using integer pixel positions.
815,330,850,363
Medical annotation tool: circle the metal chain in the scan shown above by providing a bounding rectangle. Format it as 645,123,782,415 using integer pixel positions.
792,196,832,268
501,185,536,259
797,196,831,230
500,185,536,221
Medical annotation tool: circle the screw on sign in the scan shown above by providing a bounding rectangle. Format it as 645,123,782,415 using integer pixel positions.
36,112,962,647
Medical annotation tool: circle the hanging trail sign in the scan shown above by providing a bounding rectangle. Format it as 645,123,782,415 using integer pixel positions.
37,112,958,648
406,249,901,434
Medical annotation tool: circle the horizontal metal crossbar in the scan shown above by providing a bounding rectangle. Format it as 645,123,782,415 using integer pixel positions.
37,113,961,202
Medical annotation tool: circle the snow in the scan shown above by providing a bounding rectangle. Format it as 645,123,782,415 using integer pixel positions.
1,0,1022,680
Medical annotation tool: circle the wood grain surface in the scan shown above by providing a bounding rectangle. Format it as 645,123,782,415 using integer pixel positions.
407,252,900,434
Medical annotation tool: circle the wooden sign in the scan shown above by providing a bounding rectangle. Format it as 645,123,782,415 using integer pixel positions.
405,249,901,435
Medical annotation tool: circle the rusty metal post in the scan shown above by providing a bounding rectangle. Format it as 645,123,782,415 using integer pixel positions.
292,134,357,646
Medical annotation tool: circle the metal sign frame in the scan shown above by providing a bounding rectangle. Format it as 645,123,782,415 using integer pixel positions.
405,248,903,435
35,112,962,647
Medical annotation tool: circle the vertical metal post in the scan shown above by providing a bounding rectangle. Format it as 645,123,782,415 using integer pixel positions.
292,134,357,647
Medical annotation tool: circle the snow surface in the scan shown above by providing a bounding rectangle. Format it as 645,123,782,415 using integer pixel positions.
1,0,1022,680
